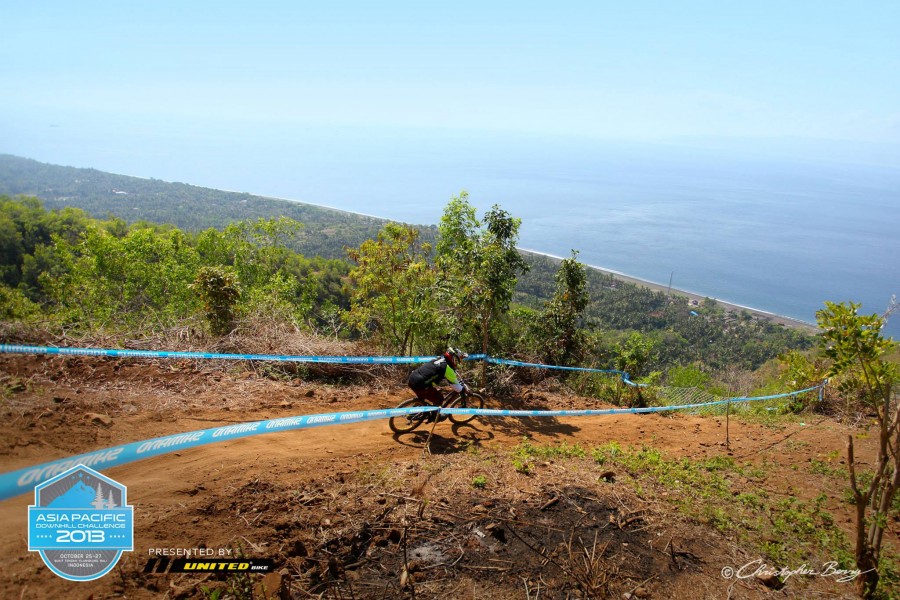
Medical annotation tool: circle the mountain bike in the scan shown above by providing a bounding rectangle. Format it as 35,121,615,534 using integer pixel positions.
388,384,485,434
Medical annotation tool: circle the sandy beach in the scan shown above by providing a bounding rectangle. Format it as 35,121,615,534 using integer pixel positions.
518,248,819,333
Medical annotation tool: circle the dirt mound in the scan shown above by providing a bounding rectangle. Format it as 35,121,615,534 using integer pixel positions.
0,355,890,599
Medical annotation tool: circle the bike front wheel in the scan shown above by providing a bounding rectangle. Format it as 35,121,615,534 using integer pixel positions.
388,397,432,434
447,391,485,425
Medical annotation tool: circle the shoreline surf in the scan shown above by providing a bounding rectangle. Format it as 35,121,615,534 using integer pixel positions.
517,247,819,332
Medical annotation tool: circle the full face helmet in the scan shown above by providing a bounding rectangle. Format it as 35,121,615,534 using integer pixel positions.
443,346,467,367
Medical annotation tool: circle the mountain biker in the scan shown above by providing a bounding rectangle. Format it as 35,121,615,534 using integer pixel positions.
408,347,469,420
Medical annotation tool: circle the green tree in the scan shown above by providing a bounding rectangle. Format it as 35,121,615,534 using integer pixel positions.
0,284,40,320
817,301,899,598
194,217,326,326
667,364,711,388
345,222,445,355
774,350,828,413
221,217,303,289
0,198,352,333
610,332,658,407
46,225,201,329
0,210,22,285
0,196,92,302
241,271,311,326
437,193,529,380
614,332,657,381
538,250,589,365
192,266,241,335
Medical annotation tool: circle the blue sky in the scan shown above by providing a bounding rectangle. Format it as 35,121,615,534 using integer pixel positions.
3,1,899,145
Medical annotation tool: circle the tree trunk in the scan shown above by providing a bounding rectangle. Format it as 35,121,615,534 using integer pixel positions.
480,316,488,388
848,434,882,599
855,547,879,599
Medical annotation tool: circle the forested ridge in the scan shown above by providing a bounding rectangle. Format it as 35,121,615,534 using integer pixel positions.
0,154,404,260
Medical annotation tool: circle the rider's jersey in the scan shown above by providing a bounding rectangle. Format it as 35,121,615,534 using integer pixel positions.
408,357,462,391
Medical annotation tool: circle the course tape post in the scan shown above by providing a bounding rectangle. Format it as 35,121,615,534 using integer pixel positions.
0,406,438,503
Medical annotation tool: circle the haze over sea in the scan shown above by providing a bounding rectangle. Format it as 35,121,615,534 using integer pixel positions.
3,115,899,337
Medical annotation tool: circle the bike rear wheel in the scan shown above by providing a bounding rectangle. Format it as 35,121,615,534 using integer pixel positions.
388,397,432,434
447,391,485,424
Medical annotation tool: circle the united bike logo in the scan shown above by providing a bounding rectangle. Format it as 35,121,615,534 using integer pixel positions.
28,465,134,581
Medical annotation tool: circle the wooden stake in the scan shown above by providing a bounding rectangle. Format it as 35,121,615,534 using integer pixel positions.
725,400,731,450
422,410,439,456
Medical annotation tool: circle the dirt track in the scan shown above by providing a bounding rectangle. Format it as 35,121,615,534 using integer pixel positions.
0,355,893,599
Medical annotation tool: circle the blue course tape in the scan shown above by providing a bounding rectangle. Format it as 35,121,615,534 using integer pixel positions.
1,381,825,502
0,344,826,502
0,344,485,365
0,344,628,379
0,344,635,382
485,356,645,386
485,356,625,375
442,383,824,417
443,402,729,417
0,406,438,503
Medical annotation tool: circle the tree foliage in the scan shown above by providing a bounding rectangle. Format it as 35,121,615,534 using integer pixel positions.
537,250,589,365
436,193,529,360
345,222,446,355
0,196,350,334
613,332,657,381
817,301,899,598
192,266,241,335
46,224,202,328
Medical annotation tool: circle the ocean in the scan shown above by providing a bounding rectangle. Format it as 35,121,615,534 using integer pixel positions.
2,115,898,336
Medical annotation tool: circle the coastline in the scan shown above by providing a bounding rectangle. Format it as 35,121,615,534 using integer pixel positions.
256,189,820,334
250,194,816,333
265,188,823,333
517,248,819,333
256,193,391,222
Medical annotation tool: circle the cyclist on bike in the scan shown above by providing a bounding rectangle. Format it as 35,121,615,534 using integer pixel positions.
408,347,469,420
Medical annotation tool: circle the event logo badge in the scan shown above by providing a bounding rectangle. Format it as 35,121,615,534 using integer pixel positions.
28,465,134,581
